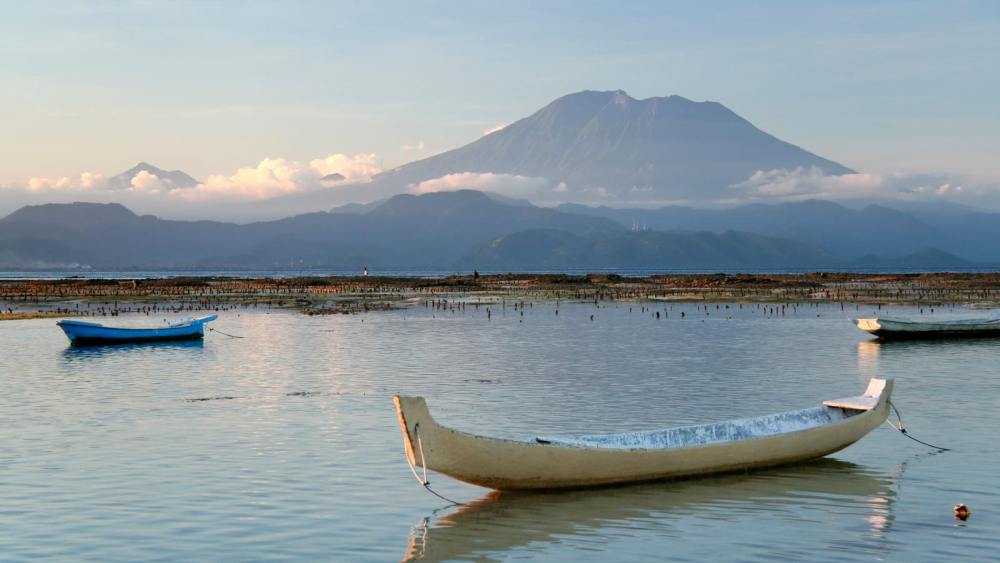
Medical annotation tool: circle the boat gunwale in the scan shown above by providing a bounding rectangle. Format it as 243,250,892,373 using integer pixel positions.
423,408,868,454
57,314,218,331
533,405,867,452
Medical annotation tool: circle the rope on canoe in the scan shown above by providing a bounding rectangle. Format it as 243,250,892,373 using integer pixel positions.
887,400,950,452
403,423,463,507
208,326,245,338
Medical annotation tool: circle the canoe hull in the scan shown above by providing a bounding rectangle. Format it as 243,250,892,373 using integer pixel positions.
57,315,217,345
394,379,892,491
856,317,1000,339
64,332,206,345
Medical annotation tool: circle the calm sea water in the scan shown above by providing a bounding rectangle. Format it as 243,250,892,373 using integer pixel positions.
2,265,999,280
1,301,998,561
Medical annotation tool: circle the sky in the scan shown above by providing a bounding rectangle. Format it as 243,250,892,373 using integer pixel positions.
0,0,998,217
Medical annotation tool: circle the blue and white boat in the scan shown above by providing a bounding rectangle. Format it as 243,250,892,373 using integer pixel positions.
57,315,218,345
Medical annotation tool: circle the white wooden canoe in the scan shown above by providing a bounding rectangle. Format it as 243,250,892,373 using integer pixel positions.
393,378,893,490
856,316,1000,339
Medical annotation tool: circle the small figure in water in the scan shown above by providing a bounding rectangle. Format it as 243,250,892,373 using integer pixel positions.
473,269,480,280
363,266,369,277
954,503,970,521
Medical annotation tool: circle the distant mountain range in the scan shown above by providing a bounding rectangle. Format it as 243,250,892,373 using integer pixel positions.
0,191,613,270
1,89,992,272
555,200,1000,263
0,191,988,271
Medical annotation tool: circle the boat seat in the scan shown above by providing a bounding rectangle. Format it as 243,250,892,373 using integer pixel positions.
823,395,878,411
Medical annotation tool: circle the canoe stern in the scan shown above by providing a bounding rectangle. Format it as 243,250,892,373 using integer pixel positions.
394,395,433,468
866,377,893,408
855,318,882,334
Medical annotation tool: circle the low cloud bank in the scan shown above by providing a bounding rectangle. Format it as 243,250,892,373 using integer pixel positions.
405,166,987,208
729,166,966,202
411,172,561,196
482,123,507,136
25,172,105,192
3,158,994,222
12,153,382,202
187,154,379,201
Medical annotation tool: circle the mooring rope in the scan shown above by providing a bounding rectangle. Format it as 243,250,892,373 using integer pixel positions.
403,423,463,506
208,326,245,338
886,400,950,452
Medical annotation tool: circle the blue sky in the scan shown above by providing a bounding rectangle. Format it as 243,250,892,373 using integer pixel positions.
0,1,997,204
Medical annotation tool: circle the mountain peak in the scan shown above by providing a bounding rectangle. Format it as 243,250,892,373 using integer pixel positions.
551,90,713,109
361,89,853,205
106,162,198,190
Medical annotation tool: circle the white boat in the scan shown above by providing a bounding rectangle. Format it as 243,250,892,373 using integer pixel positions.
393,378,892,490
855,315,1000,339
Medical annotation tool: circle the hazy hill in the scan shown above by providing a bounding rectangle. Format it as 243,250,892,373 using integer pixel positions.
556,200,951,259
0,238,95,270
461,229,840,270
0,191,981,272
0,191,618,269
851,247,974,270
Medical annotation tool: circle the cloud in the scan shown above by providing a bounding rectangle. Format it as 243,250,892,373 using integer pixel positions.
24,172,104,193
79,172,103,189
10,153,383,203
583,186,610,199
129,170,167,193
174,153,382,201
179,158,314,200
483,123,507,136
308,153,382,181
410,172,555,196
729,166,965,202
401,141,425,152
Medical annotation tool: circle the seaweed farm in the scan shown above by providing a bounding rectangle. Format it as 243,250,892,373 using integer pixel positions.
3,273,1000,321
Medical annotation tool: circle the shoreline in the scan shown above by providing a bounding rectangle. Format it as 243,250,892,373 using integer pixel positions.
2,273,999,320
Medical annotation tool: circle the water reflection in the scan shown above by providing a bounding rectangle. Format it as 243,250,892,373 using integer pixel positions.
869,336,1000,355
857,340,882,380
61,339,205,362
404,460,895,562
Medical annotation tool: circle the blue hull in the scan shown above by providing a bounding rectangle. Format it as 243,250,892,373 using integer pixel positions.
57,315,218,345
